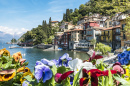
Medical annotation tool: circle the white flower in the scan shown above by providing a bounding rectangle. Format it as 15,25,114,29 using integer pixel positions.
68,58,82,75
68,58,96,78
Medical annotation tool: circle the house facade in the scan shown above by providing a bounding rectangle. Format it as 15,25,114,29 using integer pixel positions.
51,21,59,27
69,29,83,49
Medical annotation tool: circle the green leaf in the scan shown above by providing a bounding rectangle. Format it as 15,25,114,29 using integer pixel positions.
51,65,57,75
73,67,83,86
57,66,70,74
21,62,29,66
2,56,10,61
24,75,33,82
108,69,113,86
1,60,12,69
13,83,21,86
64,77,71,86
113,76,130,85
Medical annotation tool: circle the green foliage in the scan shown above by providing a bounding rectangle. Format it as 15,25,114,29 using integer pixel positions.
19,18,58,45
11,38,17,43
73,68,82,86
95,42,111,55
90,39,96,45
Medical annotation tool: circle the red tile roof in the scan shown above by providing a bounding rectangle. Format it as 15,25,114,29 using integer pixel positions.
51,21,59,23
103,25,121,30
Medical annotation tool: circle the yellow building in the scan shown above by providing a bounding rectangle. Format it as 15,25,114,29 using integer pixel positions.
101,27,113,47
120,19,130,47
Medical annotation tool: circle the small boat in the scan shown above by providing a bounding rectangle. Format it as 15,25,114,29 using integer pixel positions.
58,47,63,50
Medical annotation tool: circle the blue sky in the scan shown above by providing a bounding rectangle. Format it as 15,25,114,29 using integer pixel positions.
0,0,88,36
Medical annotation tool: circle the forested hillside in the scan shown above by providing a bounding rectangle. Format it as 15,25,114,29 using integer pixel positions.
19,0,130,45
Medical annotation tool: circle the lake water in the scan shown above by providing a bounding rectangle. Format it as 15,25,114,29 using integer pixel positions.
0,42,89,71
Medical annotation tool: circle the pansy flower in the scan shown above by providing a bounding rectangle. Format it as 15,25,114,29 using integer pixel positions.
69,58,96,77
85,50,103,65
35,63,52,83
58,53,72,67
12,52,22,62
120,51,128,58
112,62,125,75
0,69,16,81
69,76,74,85
41,58,55,66
80,69,117,86
0,48,10,56
55,71,74,83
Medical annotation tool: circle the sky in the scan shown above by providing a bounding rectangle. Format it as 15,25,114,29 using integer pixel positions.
0,0,88,36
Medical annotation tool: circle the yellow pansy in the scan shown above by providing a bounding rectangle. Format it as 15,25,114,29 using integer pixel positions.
0,48,10,56
124,65,130,80
0,69,16,81
12,52,22,62
3,50,10,56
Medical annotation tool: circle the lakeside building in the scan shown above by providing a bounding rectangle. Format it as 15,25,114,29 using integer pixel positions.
53,12,129,51
120,18,129,48
60,31,71,49
59,21,74,32
51,21,59,28
54,32,63,45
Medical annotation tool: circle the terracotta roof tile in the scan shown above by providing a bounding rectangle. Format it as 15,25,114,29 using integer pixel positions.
51,21,59,23
103,25,121,30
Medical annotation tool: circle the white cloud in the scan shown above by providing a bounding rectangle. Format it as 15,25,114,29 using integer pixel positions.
0,26,29,36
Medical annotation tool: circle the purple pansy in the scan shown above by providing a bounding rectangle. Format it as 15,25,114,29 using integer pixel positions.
41,58,55,66
124,58,129,65
120,58,124,65
35,63,53,83
120,52,128,58
51,59,59,66
69,76,74,85
35,61,43,66
58,53,72,67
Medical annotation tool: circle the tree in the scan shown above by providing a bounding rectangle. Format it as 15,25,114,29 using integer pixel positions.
66,9,71,22
95,43,111,55
63,13,66,21
70,9,73,13
11,38,17,43
49,17,52,28
90,39,96,49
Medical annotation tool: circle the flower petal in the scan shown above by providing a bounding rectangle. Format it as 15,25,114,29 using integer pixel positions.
60,71,74,80
35,61,44,66
35,64,45,82
94,55,103,60
60,53,69,60
43,67,53,83
91,72,98,86
41,59,54,66
102,70,117,76
55,73,62,83
79,78,89,86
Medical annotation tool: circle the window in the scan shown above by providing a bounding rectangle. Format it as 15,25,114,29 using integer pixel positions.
104,31,105,35
109,21,111,25
123,33,126,39
122,24,125,30
105,22,107,26
108,31,109,35
65,25,68,29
